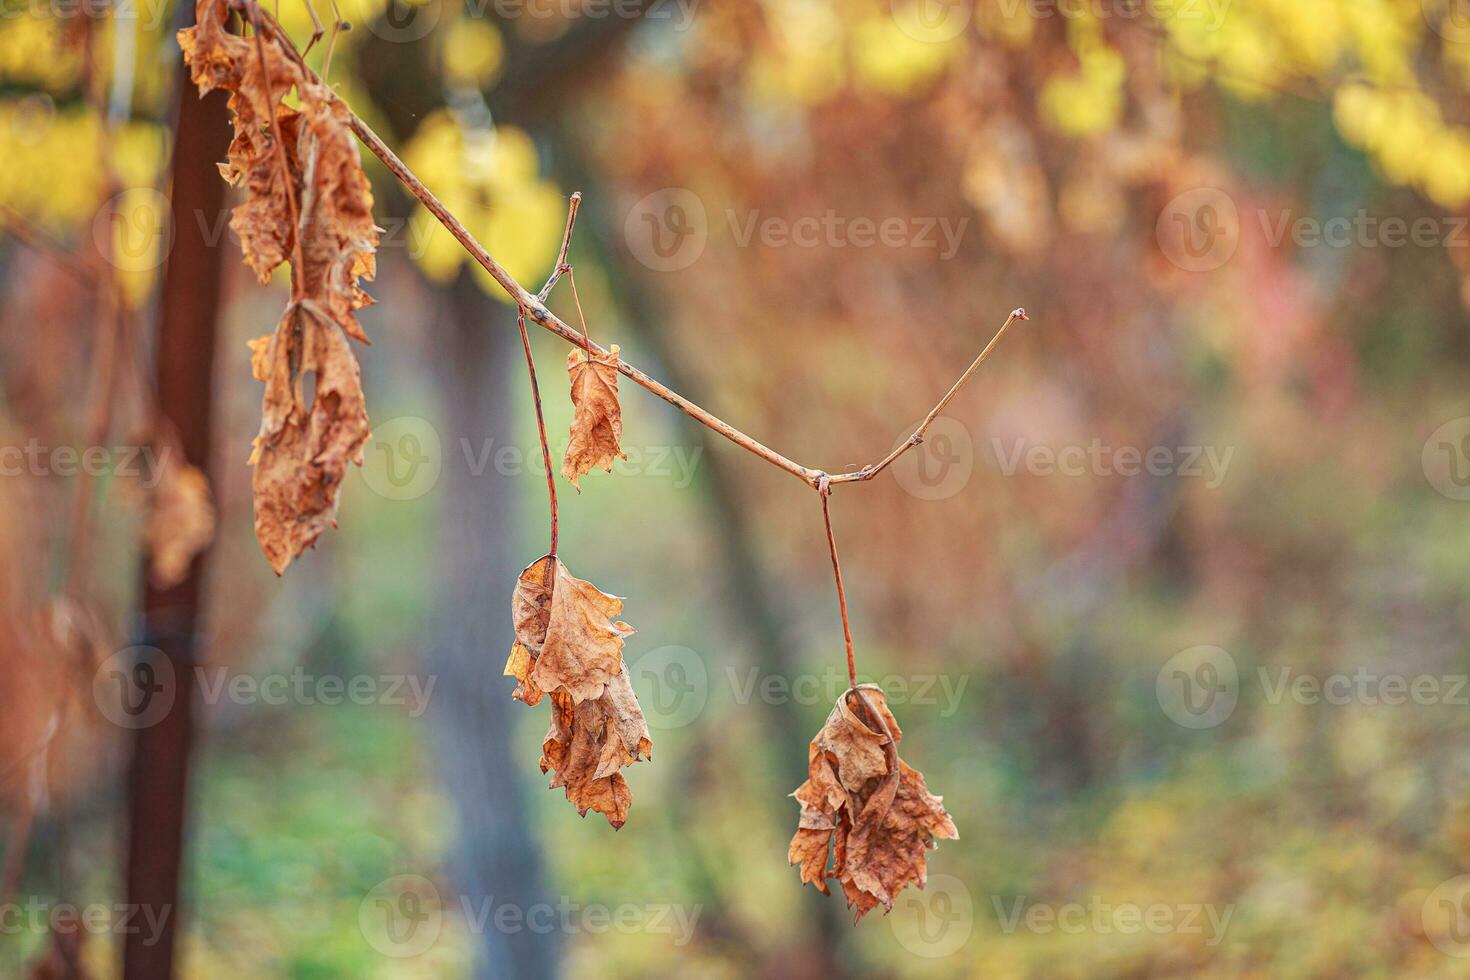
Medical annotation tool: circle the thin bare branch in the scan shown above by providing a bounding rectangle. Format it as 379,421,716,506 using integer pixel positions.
246,5,1023,495
828,307,1027,484
538,190,581,302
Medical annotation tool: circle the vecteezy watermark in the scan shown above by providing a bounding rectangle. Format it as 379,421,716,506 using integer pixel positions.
189,207,436,260
991,437,1234,487
1157,646,1470,729
890,416,975,501
1256,209,1469,250
1423,875,1470,957
1423,417,1470,501
992,895,1233,946
1156,645,1239,729
627,646,970,731
726,210,970,260
0,439,170,488
459,437,703,489
1258,667,1469,708
93,646,436,730
725,666,969,717
889,873,974,958
357,875,702,958
95,188,174,272
360,416,444,502
624,188,708,272
1423,0,1470,44
364,0,698,42
354,416,706,501
628,645,710,730
1156,187,1240,272
1,0,172,32
0,898,172,947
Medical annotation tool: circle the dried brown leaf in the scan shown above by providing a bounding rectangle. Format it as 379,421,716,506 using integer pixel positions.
561,345,627,489
504,555,649,826
247,305,370,574
788,684,958,921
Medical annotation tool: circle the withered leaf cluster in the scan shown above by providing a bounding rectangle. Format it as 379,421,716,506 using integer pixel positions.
504,556,650,828
180,0,378,574
789,684,958,920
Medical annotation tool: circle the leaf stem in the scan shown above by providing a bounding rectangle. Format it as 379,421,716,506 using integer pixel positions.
818,479,857,690
517,311,559,557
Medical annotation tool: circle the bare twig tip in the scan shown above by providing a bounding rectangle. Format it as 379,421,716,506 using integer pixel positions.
1012,307,1029,320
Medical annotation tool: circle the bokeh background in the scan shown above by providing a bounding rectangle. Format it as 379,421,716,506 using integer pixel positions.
5,0,1470,975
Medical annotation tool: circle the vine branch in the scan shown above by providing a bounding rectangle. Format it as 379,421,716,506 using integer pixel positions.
247,5,1023,495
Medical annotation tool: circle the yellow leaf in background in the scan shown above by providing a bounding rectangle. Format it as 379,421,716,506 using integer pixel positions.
442,19,504,88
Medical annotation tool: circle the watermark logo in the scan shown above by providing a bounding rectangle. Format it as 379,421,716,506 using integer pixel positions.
991,437,1234,487
891,417,974,500
628,645,709,730
360,416,443,501
93,188,173,273
1156,645,1238,729
624,188,707,272
1156,187,1239,272
889,873,974,957
992,894,1233,945
365,0,442,43
93,645,176,730
1423,417,1470,501
359,875,444,958
1423,875,1470,957
1424,0,1470,43
0,898,172,946
891,0,971,43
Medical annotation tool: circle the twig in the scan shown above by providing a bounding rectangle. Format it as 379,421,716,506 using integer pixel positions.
538,190,581,302
516,311,560,558
829,307,1027,484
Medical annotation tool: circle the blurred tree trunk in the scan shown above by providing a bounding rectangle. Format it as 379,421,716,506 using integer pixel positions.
421,274,561,980
122,49,231,980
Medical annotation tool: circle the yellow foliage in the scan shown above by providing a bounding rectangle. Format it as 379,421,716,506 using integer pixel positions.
401,111,564,300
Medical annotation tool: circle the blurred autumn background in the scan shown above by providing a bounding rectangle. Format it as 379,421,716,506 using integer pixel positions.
5,0,1470,975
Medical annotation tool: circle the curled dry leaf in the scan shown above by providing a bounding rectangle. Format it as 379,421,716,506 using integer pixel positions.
788,684,958,921
145,442,217,589
247,306,370,574
540,670,652,829
561,345,627,489
181,0,380,573
503,555,650,827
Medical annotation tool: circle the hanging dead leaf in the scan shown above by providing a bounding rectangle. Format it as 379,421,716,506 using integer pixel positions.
561,345,627,489
505,555,634,703
183,0,380,574
539,667,652,828
247,305,370,574
145,439,217,589
788,684,957,921
504,554,649,826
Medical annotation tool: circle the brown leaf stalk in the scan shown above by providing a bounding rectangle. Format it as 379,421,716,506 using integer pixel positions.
517,311,560,558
